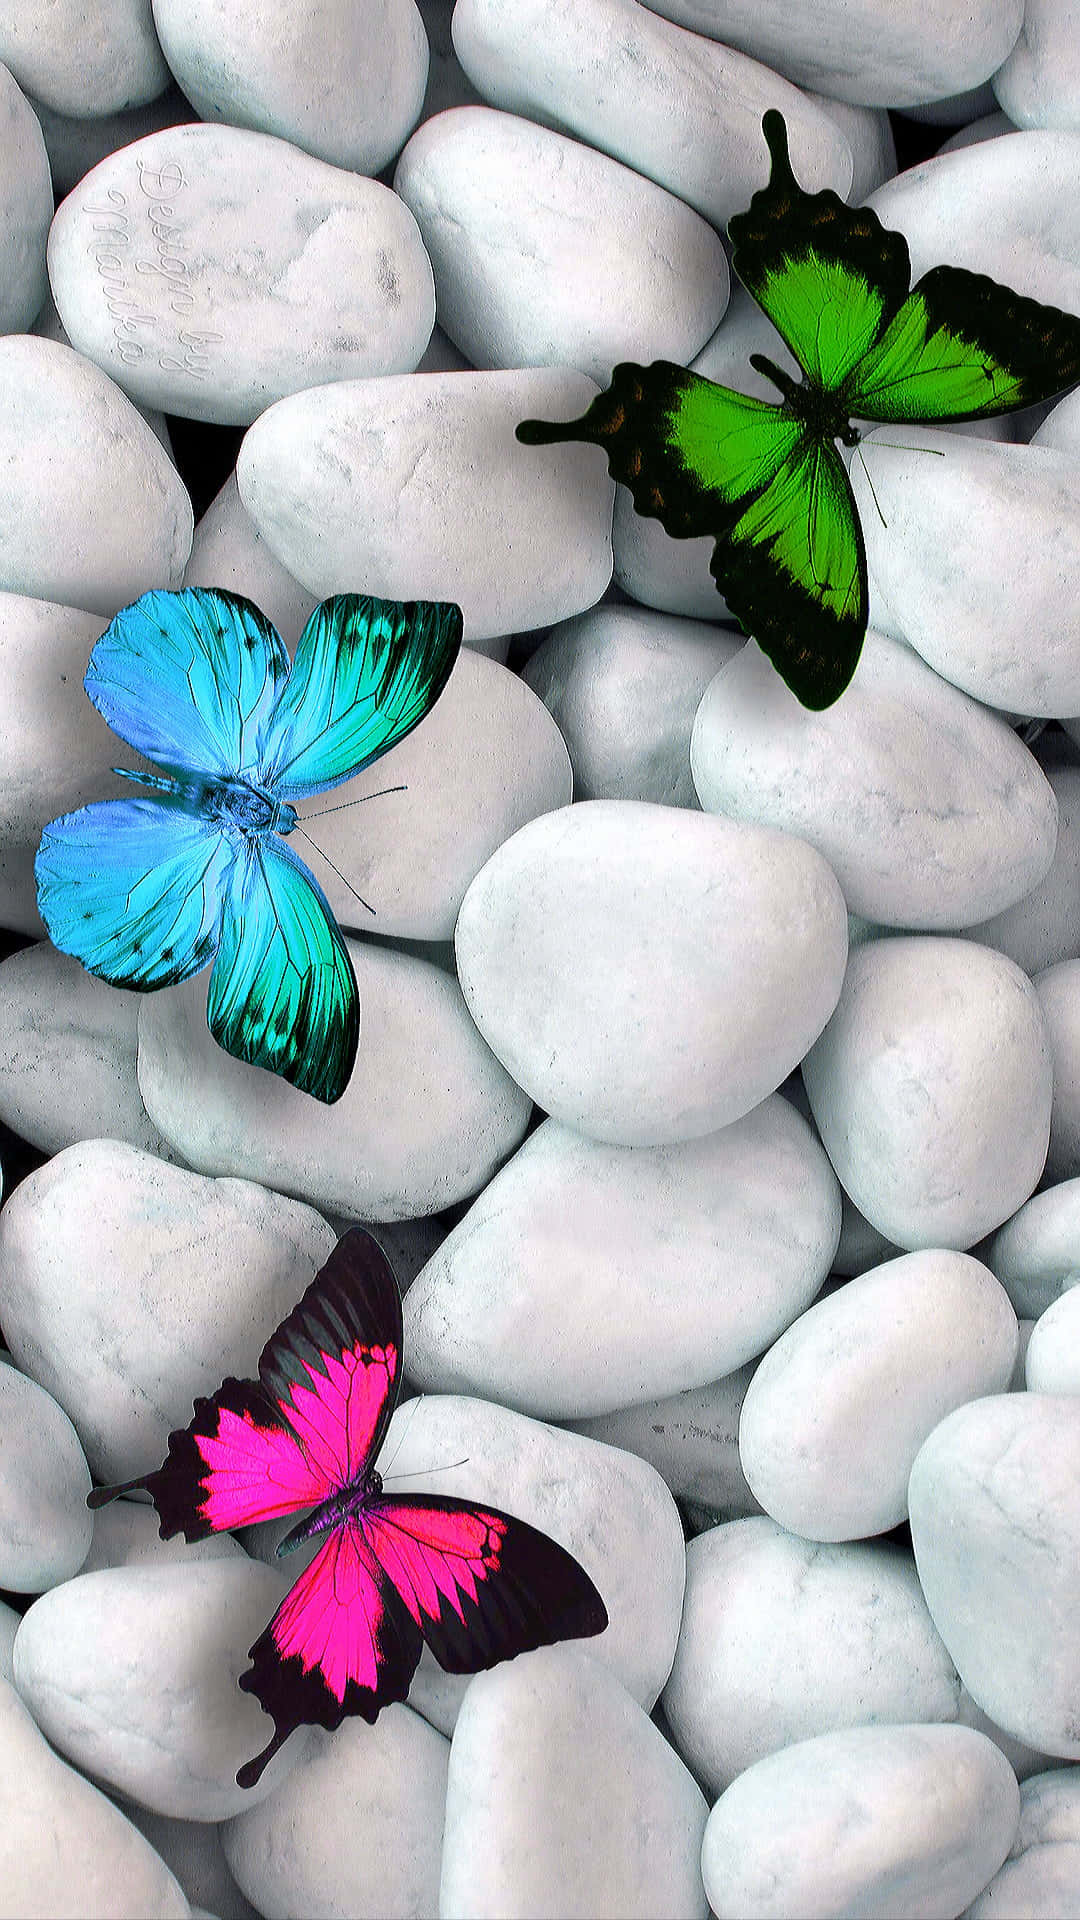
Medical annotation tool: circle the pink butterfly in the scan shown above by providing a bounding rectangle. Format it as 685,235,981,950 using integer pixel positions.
88,1230,608,1786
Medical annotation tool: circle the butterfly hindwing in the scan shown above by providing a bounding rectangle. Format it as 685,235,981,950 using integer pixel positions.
206,831,359,1103
260,595,463,799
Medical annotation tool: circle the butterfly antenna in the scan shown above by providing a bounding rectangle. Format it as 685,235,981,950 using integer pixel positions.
381,1456,471,1482
377,1391,426,1479
302,784,408,821
855,444,889,530
292,826,377,917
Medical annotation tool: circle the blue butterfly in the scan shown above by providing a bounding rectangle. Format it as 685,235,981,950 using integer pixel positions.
35,588,463,1103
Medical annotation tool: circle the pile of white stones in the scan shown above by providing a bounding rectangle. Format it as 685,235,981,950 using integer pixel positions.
0,0,1079,1915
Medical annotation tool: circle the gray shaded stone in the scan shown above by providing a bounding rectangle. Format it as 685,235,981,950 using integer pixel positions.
987,1180,1080,1317
961,768,1080,975
566,1370,761,1518
1026,1283,1080,1392
82,1498,246,1575
0,64,51,332
0,1360,92,1590
967,1767,1080,1917
994,1,1080,133
0,0,170,116
119,1805,258,1920
1034,960,1080,1182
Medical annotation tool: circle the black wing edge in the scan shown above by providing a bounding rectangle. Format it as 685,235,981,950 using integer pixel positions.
85,1376,280,1542
903,261,1080,418
256,1227,404,1451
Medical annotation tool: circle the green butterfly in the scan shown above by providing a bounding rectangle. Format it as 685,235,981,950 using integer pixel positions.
517,111,1080,710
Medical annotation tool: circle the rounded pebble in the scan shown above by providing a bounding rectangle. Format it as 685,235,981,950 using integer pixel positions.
0,0,170,116
567,1369,762,1518
961,766,1080,976
968,1767,1080,1918
0,1359,92,1590
183,473,318,648
992,2,1080,133
1026,1283,1080,1392
987,1179,1080,1317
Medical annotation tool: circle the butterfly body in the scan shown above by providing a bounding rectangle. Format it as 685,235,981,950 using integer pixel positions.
517,110,1080,708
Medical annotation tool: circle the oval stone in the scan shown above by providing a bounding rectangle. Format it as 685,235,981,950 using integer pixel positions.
961,766,1080,977
523,605,741,807
738,1250,1018,1541
994,4,1080,133
237,367,614,646
0,64,51,331
138,938,532,1218
1034,959,1080,1182
968,1767,1080,1918
152,0,428,174
441,1649,709,1920
0,1139,335,1481
701,1723,1018,1920
987,1179,1080,1317
802,936,1052,1250
805,92,896,197
455,800,848,1147
909,1392,1080,1756
0,336,192,614
0,0,170,116
0,1361,92,1591
393,106,727,383
49,124,435,425
451,0,852,226
691,630,1057,928
403,1097,840,1416
13,1559,304,1817
1026,1284,1080,1393
567,1369,762,1517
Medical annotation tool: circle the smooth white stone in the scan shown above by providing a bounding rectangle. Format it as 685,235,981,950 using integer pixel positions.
456,800,848,1147
183,475,317,648
152,0,428,174
0,1360,92,1590
1025,1283,1080,1392
662,1519,963,1795
987,1179,1080,1316
692,630,1057,928
909,1392,1080,1756
13,1559,304,1817
802,936,1052,1250
0,0,170,116
0,1600,17,1682
119,1805,258,1920
630,0,1022,107
0,1139,336,1481
994,0,1080,133
702,1723,1019,1920
523,605,741,806
566,1370,762,1518
441,1648,708,1920
937,110,1020,152
865,131,1080,306
738,1250,1018,1541
804,92,897,196
404,1099,840,1415
0,945,178,1157
137,940,532,1220
0,65,51,332
393,106,728,383
451,0,852,226
0,1676,190,1916
238,367,614,646
961,767,1080,974
26,83,194,199
1034,960,1080,1181
221,1706,447,1920
853,434,1080,716
49,125,435,426
0,336,191,614
967,1767,1080,1917
83,1498,246,1575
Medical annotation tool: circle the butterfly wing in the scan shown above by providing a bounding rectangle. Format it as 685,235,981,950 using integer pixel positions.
84,587,292,780
258,595,463,800
518,361,864,708
35,796,233,988
206,831,359,1102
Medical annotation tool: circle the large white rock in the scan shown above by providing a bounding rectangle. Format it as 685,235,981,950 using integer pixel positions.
137,939,533,1219
0,1360,92,1591
455,801,848,1147
0,0,170,115
961,767,1080,975
0,337,191,615
237,368,614,646
0,1676,190,1916
523,605,741,807
451,0,852,226
49,125,435,425
393,106,727,383
701,1723,1019,1920
805,91,897,196
0,64,51,332
738,1250,1018,1540
967,1767,1080,1917
403,1098,841,1416
802,936,1052,1250
1025,1283,1080,1393
440,1649,708,1920
0,945,177,1157
691,630,1058,928
221,1705,447,1919
987,1178,1080,1316
632,0,1022,106
151,0,428,174
0,1139,336,1482
567,1369,762,1518
909,1392,1080,1757
993,2,1080,132
13,1559,305,1818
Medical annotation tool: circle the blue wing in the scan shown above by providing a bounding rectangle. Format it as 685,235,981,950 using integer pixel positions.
35,798,233,989
85,588,292,780
206,834,359,1104
258,596,462,800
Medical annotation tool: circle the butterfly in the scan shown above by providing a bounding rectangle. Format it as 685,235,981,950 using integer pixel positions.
34,587,462,1103
516,109,1080,710
86,1228,609,1788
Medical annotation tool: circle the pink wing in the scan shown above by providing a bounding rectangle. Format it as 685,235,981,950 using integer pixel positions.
235,1495,608,1785
86,1229,403,1539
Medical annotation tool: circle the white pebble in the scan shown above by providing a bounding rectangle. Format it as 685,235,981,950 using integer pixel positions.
1025,1283,1080,1393
987,1179,1080,1317
0,0,170,116
0,1360,91,1591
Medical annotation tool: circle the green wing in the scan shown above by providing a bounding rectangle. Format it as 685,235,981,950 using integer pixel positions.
517,362,865,709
